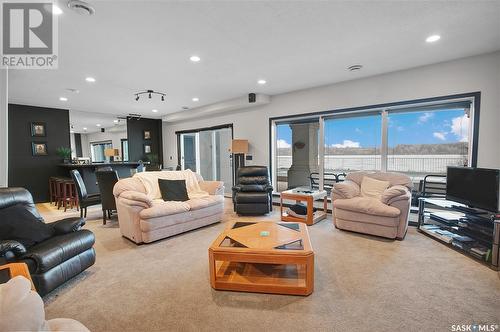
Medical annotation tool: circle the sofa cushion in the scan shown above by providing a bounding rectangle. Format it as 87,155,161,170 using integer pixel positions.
334,208,400,227
333,196,400,218
140,203,223,232
187,195,224,211
140,200,190,219
360,176,389,200
158,179,189,202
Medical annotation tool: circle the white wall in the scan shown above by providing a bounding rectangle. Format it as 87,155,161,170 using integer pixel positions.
163,51,500,170
80,126,127,160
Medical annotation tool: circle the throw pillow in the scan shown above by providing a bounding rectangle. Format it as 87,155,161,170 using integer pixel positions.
0,204,55,248
158,179,189,202
360,176,390,200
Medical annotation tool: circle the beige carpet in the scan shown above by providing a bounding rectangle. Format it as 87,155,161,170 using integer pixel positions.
38,199,500,332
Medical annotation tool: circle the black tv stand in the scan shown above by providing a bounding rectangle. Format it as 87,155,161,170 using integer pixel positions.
452,205,483,215
418,198,499,270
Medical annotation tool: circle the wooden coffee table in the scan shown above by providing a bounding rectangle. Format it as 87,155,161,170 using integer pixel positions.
208,221,314,296
280,187,328,225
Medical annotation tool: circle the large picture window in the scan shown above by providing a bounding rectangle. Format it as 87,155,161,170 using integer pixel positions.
271,94,477,193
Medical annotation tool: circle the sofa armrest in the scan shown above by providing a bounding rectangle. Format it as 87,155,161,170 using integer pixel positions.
332,181,360,200
0,240,26,258
199,181,224,195
382,185,411,205
116,190,153,208
50,217,85,235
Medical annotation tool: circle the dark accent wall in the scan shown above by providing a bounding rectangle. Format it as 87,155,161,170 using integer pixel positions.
8,104,70,203
74,133,83,157
127,117,163,166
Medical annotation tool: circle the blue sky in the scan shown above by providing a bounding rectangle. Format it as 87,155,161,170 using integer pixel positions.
277,109,468,148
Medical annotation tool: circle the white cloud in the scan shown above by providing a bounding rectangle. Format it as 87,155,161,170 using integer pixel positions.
331,140,361,148
418,112,434,124
451,114,469,142
277,139,291,148
433,132,447,141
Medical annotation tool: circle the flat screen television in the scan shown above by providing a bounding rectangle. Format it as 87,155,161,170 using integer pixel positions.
446,166,500,213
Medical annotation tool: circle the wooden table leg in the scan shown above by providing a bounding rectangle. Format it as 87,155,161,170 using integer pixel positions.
306,196,313,225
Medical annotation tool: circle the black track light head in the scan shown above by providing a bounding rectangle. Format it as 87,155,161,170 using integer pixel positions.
135,95,139,101
161,95,165,101
149,93,152,99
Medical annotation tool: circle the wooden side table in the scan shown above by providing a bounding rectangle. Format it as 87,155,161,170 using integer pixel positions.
280,187,328,226
0,263,36,291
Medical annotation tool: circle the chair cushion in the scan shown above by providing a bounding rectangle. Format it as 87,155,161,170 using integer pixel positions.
0,205,55,248
239,184,266,192
333,196,400,218
334,208,400,227
360,176,389,200
235,192,269,203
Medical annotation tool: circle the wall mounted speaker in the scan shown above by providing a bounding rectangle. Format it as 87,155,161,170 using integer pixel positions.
248,93,256,103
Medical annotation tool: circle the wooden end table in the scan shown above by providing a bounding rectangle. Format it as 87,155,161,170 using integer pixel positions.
280,187,328,226
209,221,314,296
0,263,35,290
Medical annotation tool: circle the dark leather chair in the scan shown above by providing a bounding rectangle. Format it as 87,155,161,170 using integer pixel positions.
232,166,273,215
70,169,101,219
96,170,119,225
0,187,95,296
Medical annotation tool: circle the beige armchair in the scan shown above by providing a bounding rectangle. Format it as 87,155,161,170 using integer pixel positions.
331,171,413,240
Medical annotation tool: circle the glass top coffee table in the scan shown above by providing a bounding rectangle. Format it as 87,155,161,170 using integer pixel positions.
208,221,314,296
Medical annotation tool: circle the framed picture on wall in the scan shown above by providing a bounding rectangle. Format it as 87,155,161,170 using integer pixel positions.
32,142,48,156
143,130,151,140
31,122,46,137
144,143,152,154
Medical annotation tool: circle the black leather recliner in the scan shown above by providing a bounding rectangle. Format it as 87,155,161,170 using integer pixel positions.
232,166,273,215
0,188,96,296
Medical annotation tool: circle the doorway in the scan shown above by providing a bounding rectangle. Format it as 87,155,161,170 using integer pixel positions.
177,125,233,195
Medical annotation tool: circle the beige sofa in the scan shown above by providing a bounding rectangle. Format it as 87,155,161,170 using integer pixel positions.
113,172,224,244
331,171,412,240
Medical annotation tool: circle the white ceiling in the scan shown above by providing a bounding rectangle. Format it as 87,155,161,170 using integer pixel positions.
8,0,500,133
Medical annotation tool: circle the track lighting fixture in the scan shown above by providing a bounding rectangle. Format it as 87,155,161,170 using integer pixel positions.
134,89,166,102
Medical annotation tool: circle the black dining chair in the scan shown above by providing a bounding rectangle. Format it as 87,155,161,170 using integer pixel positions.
96,170,119,225
70,170,101,219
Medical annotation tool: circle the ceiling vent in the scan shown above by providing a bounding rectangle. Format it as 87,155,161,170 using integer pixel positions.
347,64,363,72
67,0,95,15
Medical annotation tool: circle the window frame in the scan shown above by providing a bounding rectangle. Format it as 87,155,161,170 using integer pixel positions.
269,92,480,192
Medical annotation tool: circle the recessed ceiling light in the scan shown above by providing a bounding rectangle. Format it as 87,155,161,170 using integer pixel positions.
96,124,101,127
53,5,63,15
426,35,441,43
83,127,87,131
192,97,199,102
59,97,68,101
67,0,95,15
85,77,96,83
190,55,201,62
257,79,267,85
152,109,158,113
70,130,74,133
113,119,119,123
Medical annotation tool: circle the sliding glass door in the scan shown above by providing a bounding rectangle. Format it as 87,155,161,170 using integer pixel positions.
323,113,382,175
178,126,233,195
271,97,474,192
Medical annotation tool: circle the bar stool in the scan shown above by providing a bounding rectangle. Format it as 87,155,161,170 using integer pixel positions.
54,178,65,209
48,177,59,205
62,180,78,212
